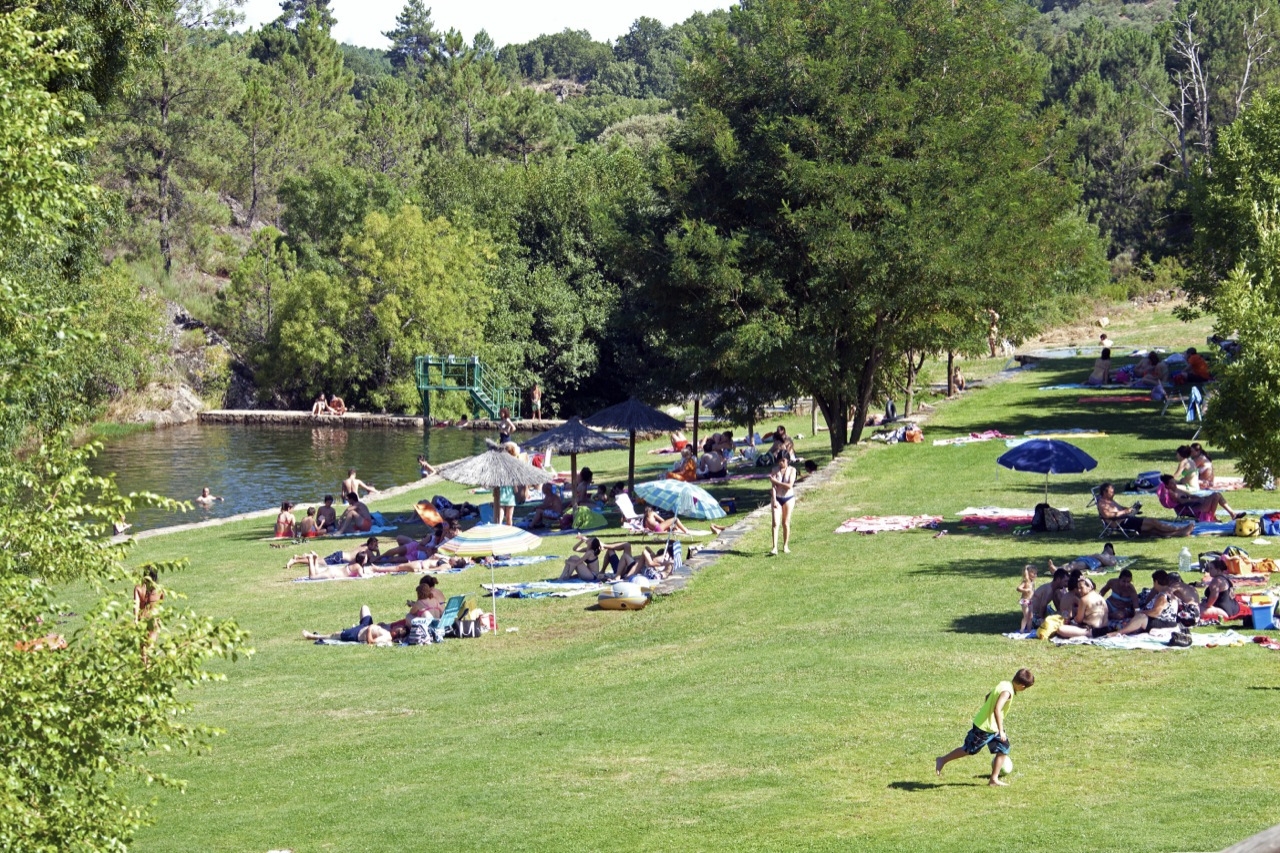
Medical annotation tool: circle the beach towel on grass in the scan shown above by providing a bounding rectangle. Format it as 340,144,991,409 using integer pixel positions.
835,515,942,534
1193,521,1236,536
1078,395,1153,404
481,580,606,598
1039,383,1132,391
932,430,1014,447
1051,628,1248,651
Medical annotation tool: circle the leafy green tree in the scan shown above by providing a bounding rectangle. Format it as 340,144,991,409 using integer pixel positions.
647,0,1105,453
277,164,401,267
350,74,434,188
0,6,247,849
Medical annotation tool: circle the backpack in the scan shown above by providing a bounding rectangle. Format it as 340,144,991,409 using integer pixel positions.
1132,471,1161,492
1032,503,1073,532
1261,513,1280,537
755,451,775,468
406,616,434,646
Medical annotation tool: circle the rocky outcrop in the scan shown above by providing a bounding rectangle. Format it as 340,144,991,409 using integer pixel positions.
129,383,205,427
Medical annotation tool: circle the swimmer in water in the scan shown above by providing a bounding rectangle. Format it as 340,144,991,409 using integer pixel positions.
195,487,223,506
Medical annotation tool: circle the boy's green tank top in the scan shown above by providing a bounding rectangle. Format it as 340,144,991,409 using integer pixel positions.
973,681,1014,733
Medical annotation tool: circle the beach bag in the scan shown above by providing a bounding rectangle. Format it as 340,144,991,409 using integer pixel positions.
1222,554,1253,575
1036,615,1064,640
572,505,594,529
1235,516,1261,538
405,616,434,646
454,618,484,639
755,451,775,468
1261,513,1280,536
1033,504,1073,532
903,425,923,443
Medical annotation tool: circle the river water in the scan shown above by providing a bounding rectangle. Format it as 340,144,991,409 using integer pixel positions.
88,423,523,531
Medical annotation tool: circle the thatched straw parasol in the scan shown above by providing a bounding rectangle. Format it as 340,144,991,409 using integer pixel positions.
519,416,623,489
437,449,557,489
583,397,684,491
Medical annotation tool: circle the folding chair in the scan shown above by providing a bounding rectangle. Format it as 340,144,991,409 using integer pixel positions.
614,493,645,533
429,595,467,636
1185,385,1204,440
1095,499,1134,539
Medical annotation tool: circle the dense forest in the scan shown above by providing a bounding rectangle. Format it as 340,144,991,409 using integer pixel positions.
58,0,1278,437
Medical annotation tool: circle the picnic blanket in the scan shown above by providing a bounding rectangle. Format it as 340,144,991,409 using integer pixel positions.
1193,521,1236,536
957,506,1034,518
1078,395,1152,403
835,515,942,534
481,580,607,599
1003,628,1249,650
932,430,1014,447
1039,383,1131,391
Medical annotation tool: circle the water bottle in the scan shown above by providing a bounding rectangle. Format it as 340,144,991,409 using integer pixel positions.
1178,546,1193,574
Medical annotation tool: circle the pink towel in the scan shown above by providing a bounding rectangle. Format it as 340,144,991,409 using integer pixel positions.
835,515,943,534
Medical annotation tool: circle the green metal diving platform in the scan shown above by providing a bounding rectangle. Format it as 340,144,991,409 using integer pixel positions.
414,355,522,422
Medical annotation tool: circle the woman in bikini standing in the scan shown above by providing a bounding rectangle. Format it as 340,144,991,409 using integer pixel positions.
769,454,797,555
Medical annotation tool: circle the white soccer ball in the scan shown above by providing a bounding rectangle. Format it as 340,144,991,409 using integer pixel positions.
999,756,1013,776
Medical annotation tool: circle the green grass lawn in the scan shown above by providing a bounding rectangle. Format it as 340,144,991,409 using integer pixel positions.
124,314,1280,852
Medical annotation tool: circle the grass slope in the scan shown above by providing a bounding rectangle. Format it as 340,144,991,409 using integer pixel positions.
128,310,1280,852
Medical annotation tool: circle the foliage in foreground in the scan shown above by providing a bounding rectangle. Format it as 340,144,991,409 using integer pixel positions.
0,4,248,848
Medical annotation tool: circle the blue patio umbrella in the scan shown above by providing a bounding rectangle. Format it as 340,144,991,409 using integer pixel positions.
996,439,1098,502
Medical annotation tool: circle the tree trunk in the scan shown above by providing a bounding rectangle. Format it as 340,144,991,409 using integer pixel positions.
691,398,700,453
904,350,926,417
158,38,173,275
946,350,956,397
814,393,848,455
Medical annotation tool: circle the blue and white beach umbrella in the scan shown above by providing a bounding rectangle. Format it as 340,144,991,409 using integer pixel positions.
634,479,728,520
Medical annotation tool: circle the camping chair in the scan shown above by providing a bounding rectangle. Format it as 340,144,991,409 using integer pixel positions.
615,493,645,533
1155,484,1204,522
1094,498,1134,539
430,595,466,636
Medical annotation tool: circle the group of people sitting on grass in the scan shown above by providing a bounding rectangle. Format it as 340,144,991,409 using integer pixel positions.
285,519,477,579
1084,346,1214,388
303,575,447,645
275,470,379,538
556,534,681,583
1020,550,1243,638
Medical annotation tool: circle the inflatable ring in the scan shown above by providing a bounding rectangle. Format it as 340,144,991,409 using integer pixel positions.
598,581,650,610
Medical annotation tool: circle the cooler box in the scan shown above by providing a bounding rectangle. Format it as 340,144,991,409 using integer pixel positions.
720,498,737,513
1252,596,1276,630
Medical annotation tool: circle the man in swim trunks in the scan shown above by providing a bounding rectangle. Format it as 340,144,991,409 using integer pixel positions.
1096,483,1192,537
1049,542,1118,574
328,395,347,415
341,468,377,499
303,605,392,645
316,495,337,533
1027,567,1069,626
334,492,374,535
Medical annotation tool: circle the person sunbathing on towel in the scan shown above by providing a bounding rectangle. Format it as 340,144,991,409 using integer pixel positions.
286,548,401,580
643,505,696,536
612,540,679,581
334,492,374,535
1049,542,1118,574
1096,483,1192,537
378,527,442,564
303,605,393,645
1157,475,1243,521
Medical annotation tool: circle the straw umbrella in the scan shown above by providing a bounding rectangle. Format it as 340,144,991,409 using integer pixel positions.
519,416,624,490
583,398,684,491
436,453,554,629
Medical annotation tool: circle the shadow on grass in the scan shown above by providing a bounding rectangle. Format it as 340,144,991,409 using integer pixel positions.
887,780,978,791
949,611,1020,634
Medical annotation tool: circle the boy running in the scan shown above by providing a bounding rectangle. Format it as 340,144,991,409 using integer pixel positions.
935,668,1034,786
